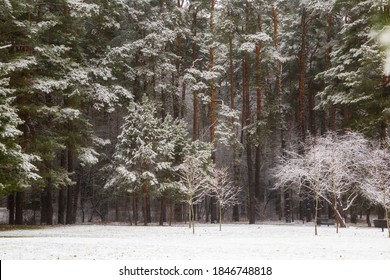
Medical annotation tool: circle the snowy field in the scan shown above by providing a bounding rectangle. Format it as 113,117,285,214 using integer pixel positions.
0,223,389,260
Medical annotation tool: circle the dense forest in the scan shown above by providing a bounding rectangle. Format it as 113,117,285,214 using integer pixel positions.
0,0,389,228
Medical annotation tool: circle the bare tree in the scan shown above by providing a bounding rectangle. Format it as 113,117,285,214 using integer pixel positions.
272,144,326,235
317,132,370,231
208,167,241,231
272,132,371,234
178,156,209,234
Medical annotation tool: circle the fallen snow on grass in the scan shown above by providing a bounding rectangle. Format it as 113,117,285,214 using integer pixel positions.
0,223,389,260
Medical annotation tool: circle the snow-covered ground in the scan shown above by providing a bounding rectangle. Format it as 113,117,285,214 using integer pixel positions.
0,223,389,260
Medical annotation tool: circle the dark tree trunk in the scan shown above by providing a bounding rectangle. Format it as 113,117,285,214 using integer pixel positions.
142,181,152,225
247,145,256,224
132,194,138,225
350,205,358,224
8,193,15,225
366,207,372,227
46,178,53,225
243,50,255,224
305,198,312,222
159,194,167,226
72,173,80,224
254,14,263,201
40,192,47,224
255,147,262,200
58,152,67,225
66,186,74,224
232,205,240,222
232,149,240,222
210,197,217,223
298,8,307,140
66,149,74,224
208,0,218,225
58,187,66,225
174,202,183,222
192,10,198,141
308,86,316,135
15,192,24,225
228,9,240,222
325,14,335,131
146,192,152,224
284,189,291,223
115,191,120,222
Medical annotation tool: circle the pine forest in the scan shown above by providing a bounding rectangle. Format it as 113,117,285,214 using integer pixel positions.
1,0,390,236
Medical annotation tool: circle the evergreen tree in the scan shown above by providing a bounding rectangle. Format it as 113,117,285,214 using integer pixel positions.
317,0,389,137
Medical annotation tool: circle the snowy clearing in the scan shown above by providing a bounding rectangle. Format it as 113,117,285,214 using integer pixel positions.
0,223,389,260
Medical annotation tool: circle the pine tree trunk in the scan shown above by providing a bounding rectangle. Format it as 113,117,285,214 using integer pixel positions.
169,202,173,226
142,181,150,225
208,0,218,224
254,14,262,201
210,199,217,223
66,149,74,225
58,186,66,225
309,86,316,135
243,2,255,224
366,207,372,227
46,178,53,225
72,175,80,224
159,194,167,226
273,6,290,222
298,8,307,140
244,53,255,224
209,0,215,159
229,24,240,222
192,11,198,141
115,190,120,222
58,152,67,224
40,191,47,225
325,14,335,131
15,191,24,225
8,194,15,225
146,192,151,223
133,193,138,226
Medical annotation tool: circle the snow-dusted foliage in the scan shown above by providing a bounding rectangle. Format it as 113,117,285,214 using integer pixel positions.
316,0,388,135
272,132,372,230
0,77,40,194
110,96,161,193
215,104,242,149
108,95,189,197
66,0,99,17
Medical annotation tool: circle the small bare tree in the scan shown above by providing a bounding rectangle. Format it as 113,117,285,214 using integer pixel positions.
272,146,326,235
208,167,241,231
178,156,209,234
